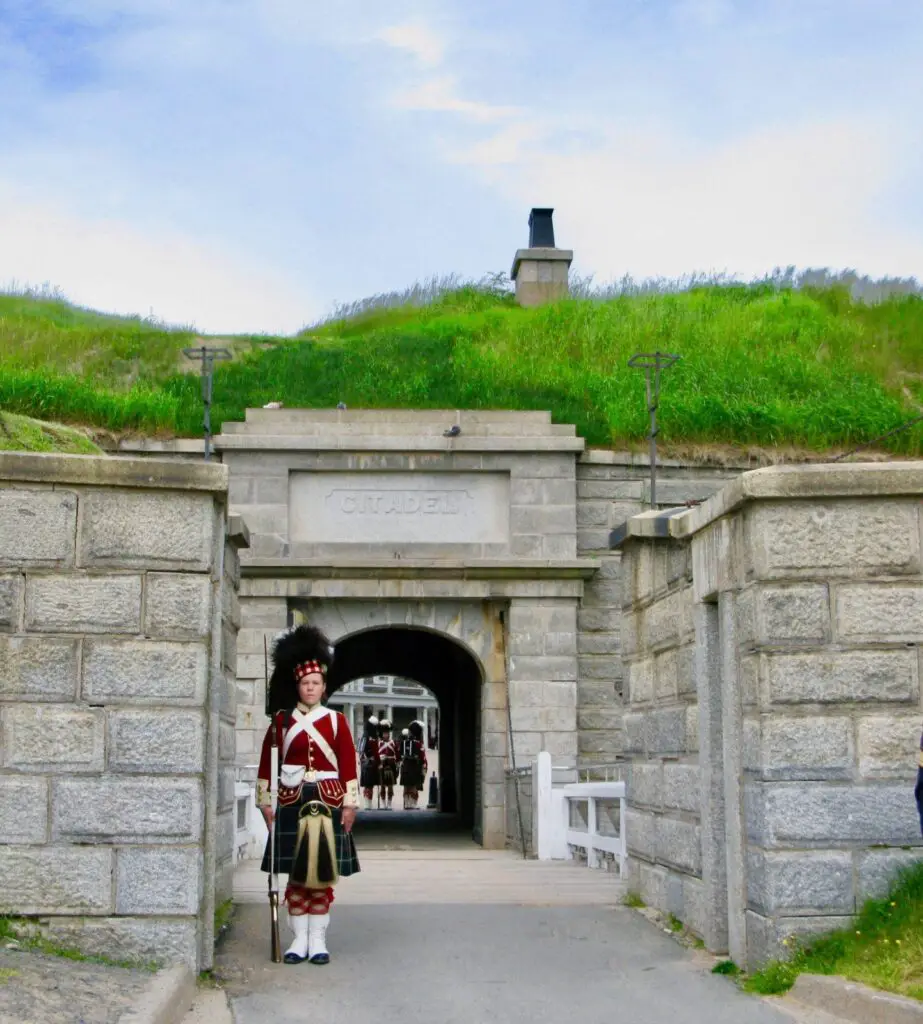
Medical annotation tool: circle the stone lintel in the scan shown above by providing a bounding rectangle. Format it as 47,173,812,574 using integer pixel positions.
510,247,574,279
213,434,585,453
609,509,690,548
612,462,923,548
674,462,923,538
226,515,251,550
241,557,600,580
0,451,227,493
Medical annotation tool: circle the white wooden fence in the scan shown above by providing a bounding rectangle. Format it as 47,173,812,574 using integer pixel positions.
532,751,627,875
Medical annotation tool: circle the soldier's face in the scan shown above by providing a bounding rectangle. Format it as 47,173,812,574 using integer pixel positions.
297,672,326,706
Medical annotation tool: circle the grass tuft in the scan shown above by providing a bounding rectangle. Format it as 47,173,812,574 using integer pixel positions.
712,960,741,977
623,891,646,909
744,860,923,1001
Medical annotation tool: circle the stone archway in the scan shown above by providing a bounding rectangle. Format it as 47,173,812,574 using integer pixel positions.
292,599,508,847
328,626,482,828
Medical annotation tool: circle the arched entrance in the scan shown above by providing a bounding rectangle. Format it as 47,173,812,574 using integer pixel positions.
290,599,509,847
328,626,483,832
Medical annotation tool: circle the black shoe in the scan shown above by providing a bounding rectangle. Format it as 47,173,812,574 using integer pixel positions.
283,952,308,964
310,952,330,965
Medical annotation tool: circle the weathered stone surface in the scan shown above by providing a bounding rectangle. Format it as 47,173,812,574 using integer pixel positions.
622,712,645,754
82,639,208,704
747,783,922,847
760,716,852,780
576,632,620,655
52,777,203,843
748,500,920,577
144,573,212,637
0,636,78,701
0,573,22,630
656,816,702,874
685,704,700,753
0,847,112,913
638,861,669,912
857,715,922,779
219,721,237,761
625,808,655,859
745,909,854,969
0,488,77,566
767,649,917,704
25,574,142,633
756,585,829,643
662,763,700,813
42,917,198,969
78,490,214,570
647,707,687,754
2,704,105,772
653,648,679,700
747,850,853,914
109,710,205,773
116,848,200,914
0,776,48,843
837,584,923,641
646,589,692,649
856,849,923,901
627,658,653,704
629,763,662,809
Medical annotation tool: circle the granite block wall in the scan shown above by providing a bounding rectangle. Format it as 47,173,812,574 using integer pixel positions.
0,452,243,971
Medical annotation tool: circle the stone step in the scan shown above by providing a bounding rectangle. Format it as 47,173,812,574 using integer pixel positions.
221,419,574,437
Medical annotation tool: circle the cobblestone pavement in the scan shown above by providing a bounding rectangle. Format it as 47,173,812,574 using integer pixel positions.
0,948,152,1024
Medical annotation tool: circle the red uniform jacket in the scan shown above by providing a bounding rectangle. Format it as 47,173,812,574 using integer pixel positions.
377,738,398,764
257,704,359,809
361,735,379,763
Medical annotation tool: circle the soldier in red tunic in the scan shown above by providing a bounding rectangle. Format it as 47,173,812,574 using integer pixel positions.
359,716,380,809
377,720,399,809
257,625,360,965
399,719,428,810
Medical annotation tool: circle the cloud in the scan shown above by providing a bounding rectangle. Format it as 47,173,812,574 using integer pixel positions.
376,22,446,67
454,116,923,282
0,182,316,334
391,74,521,122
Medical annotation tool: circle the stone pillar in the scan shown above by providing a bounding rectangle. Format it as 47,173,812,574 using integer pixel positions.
510,208,573,307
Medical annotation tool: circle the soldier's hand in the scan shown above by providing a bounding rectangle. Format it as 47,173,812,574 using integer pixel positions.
341,807,357,833
261,806,274,828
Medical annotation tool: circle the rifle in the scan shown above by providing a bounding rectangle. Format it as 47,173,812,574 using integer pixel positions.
265,636,282,963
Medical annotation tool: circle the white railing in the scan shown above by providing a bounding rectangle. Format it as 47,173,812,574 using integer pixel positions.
532,751,627,875
562,780,627,874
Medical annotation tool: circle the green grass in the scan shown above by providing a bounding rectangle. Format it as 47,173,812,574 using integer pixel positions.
712,960,741,977
4,279,923,452
0,411,101,454
623,891,647,908
0,915,156,971
744,861,923,1001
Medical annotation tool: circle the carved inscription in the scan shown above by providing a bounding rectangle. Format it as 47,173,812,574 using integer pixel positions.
289,472,510,545
333,488,471,516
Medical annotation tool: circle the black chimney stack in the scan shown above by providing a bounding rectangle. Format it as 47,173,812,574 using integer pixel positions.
528,208,555,248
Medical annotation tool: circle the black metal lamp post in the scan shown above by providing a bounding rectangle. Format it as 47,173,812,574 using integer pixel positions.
182,346,232,461
628,351,680,508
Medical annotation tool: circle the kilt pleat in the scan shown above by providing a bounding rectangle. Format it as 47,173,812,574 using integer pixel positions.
400,760,424,789
261,784,360,878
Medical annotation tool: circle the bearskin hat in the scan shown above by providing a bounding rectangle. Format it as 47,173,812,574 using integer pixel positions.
401,728,410,738
266,624,334,714
366,716,379,738
409,719,425,741
379,719,392,731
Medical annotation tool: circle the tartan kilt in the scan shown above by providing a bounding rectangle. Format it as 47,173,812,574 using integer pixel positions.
400,759,424,789
360,760,380,788
261,784,360,879
380,759,398,787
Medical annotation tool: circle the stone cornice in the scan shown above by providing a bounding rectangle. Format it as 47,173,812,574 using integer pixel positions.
0,450,228,493
241,557,600,580
213,434,585,453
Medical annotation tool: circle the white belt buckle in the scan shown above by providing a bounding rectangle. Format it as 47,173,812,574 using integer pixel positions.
305,770,318,783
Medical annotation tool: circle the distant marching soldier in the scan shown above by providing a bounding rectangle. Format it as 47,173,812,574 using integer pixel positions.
359,716,381,810
377,719,399,809
257,625,360,965
399,720,428,810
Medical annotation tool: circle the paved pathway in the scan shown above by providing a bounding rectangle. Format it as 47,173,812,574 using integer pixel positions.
199,813,811,1024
